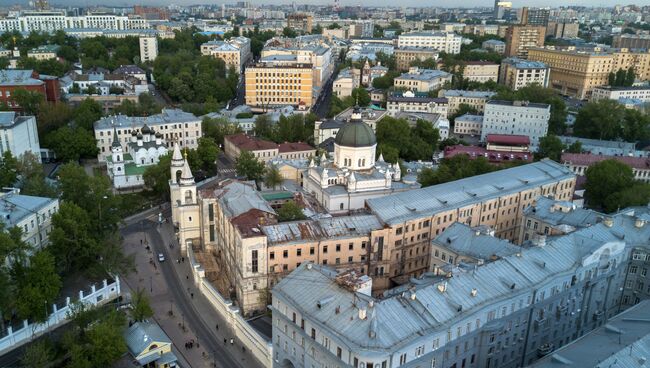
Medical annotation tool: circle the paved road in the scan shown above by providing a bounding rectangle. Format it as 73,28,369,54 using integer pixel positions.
121,213,262,368
312,69,338,118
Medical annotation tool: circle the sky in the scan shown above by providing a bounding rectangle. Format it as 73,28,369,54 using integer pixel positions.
4,0,650,8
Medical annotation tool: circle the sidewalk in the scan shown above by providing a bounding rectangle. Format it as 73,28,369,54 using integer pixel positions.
155,221,263,368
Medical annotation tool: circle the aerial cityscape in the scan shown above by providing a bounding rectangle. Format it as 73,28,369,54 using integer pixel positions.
1,0,650,367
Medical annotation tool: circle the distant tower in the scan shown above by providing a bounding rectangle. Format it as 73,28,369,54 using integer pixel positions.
334,0,340,12
169,142,200,252
110,126,125,181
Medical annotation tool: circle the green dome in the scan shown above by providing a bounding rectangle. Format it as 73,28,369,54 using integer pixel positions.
334,116,376,148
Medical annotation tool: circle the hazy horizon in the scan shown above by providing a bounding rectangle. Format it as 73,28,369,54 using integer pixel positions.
2,0,650,9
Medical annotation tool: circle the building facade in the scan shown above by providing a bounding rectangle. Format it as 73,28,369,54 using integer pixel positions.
393,67,452,93
94,109,202,162
504,25,546,58
462,61,500,83
139,36,158,62
0,112,40,161
440,90,496,115
397,32,463,54
200,37,251,73
499,57,550,90
0,11,149,33
0,188,59,250
394,47,439,71
387,92,449,117
481,100,550,146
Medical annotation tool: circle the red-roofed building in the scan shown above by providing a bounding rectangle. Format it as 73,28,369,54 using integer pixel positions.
486,134,531,153
561,153,650,182
224,133,315,162
444,143,533,164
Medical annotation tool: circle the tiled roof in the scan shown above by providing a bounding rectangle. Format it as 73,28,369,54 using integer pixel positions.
225,133,278,151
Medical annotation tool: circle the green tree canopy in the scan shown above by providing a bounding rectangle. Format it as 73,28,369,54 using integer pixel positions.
277,200,306,222
585,159,635,211
536,135,564,162
0,151,18,188
264,165,283,190
235,150,266,182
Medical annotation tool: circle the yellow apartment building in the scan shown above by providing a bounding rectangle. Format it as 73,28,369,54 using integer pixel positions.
244,64,313,110
527,47,650,99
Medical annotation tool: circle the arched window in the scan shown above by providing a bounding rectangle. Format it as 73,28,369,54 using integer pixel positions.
185,190,193,204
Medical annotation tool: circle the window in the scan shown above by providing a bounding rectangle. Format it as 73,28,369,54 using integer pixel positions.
310,247,315,255
336,244,341,252
400,353,407,365
323,245,328,254
311,328,316,339
251,250,258,273
297,249,302,257
337,347,342,358
283,250,288,258
270,252,275,260
349,243,354,250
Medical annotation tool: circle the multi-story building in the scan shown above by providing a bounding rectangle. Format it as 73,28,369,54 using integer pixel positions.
394,47,439,71
613,34,650,50
138,36,158,62
314,106,388,147
0,11,149,33
200,37,251,73
521,7,550,26
397,32,463,54
453,113,483,135
518,196,602,244
260,45,333,89
27,44,59,60
561,152,650,183
546,22,579,39
0,112,40,161
244,62,313,110
557,135,638,156
93,109,202,162
462,61,500,83
286,13,313,34
527,47,650,100
499,57,550,90
0,69,60,107
387,91,449,117
348,20,374,38
223,133,315,163
481,100,551,146
591,85,650,104
272,202,629,368
440,90,496,115
482,39,506,54
464,24,500,36
0,188,59,250
393,67,452,93
504,25,546,58
332,67,359,98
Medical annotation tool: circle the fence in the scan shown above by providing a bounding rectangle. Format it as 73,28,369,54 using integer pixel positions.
0,277,121,355
187,247,273,367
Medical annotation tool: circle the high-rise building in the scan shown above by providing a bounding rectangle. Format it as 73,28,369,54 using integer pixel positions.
499,57,550,90
139,36,158,62
504,25,546,58
244,62,313,110
397,31,463,54
613,34,650,49
521,7,550,26
494,0,512,19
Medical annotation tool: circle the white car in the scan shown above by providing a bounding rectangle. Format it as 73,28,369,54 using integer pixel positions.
158,253,165,262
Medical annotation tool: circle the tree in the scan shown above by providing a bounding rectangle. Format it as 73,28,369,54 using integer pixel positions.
49,202,100,275
235,150,265,182
194,137,219,174
282,27,298,38
608,72,616,86
73,98,103,131
277,200,306,222
131,288,154,322
20,340,53,368
536,135,564,162
566,141,583,154
36,101,73,135
253,114,276,141
264,165,283,190
85,311,127,367
418,155,496,187
13,250,62,322
625,66,636,86
573,100,629,140
12,89,44,115
0,151,18,188
351,88,371,106
18,152,57,197
44,126,98,162
585,159,635,210
603,183,650,213
143,154,171,198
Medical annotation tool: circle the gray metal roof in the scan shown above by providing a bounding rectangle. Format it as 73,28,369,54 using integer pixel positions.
210,180,276,219
0,70,43,86
94,109,200,130
262,214,382,245
0,192,57,227
442,90,496,98
501,57,549,69
396,69,451,82
124,321,171,357
273,211,650,354
0,112,16,127
367,159,575,226
524,196,603,229
531,300,650,368
432,223,521,260
557,135,637,156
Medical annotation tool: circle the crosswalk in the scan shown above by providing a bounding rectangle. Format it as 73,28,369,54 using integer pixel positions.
218,168,237,176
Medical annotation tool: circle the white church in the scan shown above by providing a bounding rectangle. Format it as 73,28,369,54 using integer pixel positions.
303,106,420,214
107,124,168,189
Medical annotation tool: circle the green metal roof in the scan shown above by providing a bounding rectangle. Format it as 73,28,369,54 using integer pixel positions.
125,163,147,176
262,192,294,201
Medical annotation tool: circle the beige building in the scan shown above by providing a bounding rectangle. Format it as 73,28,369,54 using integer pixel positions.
462,61,500,83
527,47,650,99
365,159,576,281
223,133,315,163
287,13,313,33
453,113,483,135
332,67,359,98
547,22,579,39
138,36,158,62
244,63,313,110
201,37,251,73
393,47,439,71
393,67,452,93
504,25,546,58
260,45,332,89
499,57,550,90
27,44,59,60
439,89,496,115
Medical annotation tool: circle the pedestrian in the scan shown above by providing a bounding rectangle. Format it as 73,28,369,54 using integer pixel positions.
224,338,227,345
242,346,246,353
140,239,143,245
186,274,189,280
191,292,194,299
182,256,185,262
216,324,219,330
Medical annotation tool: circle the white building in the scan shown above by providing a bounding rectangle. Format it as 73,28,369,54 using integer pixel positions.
387,91,449,117
482,39,506,54
397,31,463,54
393,67,452,93
94,109,202,162
107,125,167,189
591,86,650,104
200,37,252,73
0,112,40,162
303,107,418,214
0,11,149,33
0,188,59,250
139,36,158,62
481,100,550,146
499,57,550,91
332,67,359,98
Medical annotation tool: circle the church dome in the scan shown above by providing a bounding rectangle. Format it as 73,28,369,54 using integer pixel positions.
334,107,376,148
141,124,151,134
